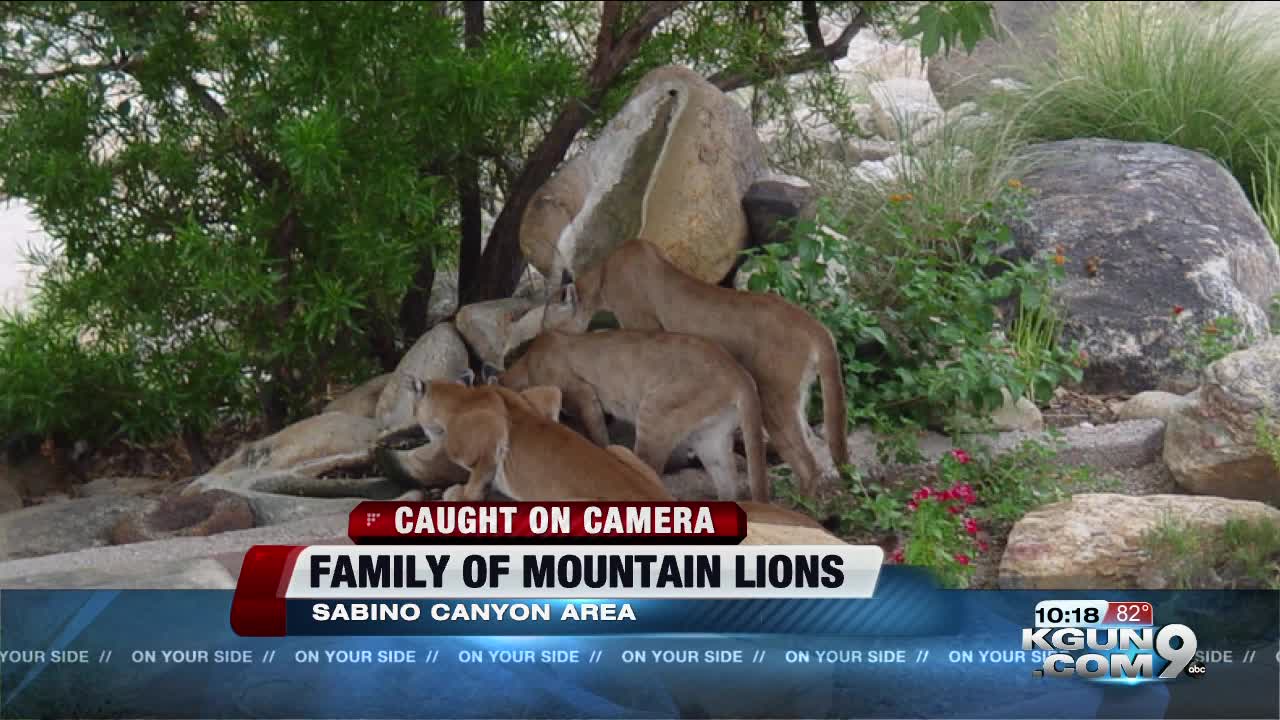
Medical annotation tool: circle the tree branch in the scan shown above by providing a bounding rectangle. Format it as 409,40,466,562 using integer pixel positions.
0,55,140,82
801,1,825,49
709,9,871,93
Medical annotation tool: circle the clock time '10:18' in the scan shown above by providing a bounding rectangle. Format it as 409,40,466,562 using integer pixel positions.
1036,606,1100,626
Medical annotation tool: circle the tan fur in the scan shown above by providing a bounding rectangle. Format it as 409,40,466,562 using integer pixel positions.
544,238,850,497
498,329,770,502
405,374,674,502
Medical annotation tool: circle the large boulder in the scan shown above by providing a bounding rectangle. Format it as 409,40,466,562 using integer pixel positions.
1011,139,1280,394
323,373,392,419
741,174,818,249
210,411,381,478
374,322,469,430
1164,338,1280,504
1000,493,1280,589
520,65,769,285
455,297,543,369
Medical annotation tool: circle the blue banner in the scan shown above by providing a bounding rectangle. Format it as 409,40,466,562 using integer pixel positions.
1,569,1276,719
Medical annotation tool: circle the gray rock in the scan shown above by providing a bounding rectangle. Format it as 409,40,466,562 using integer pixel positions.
843,418,1165,482
456,297,543,368
1010,139,1280,394
0,512,353,589
843,137,898,163
927,1,1066,105
78,475,170,498
374,322,469,429
999,493,1280,589
1116,390,1198,424
868,79,943,140
843,27,928,94
0,495,151,562
184,468,417,526
323,373,392,419
949,388,1045,433
211,411,381,478
1164,337,1280,504
520,65,768,286
741,174,817,250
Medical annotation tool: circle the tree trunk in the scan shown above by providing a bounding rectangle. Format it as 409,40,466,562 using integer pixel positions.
397,252,436,343
457,1,488,305
469,102,589,301
181,425,213,475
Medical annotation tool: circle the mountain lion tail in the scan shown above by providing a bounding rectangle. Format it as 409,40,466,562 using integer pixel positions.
736,376,771,503
817,328,849,469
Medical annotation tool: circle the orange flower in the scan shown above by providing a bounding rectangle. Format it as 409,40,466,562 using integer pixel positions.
888,192,914,204
1007,178,1023,190
1053,254,1066,266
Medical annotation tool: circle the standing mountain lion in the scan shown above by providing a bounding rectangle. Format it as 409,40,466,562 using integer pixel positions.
494,329,770,502
544,238,849,497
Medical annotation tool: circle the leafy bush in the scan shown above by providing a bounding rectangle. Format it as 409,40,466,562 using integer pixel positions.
1018,1,1280,215
0,307,151,446
1170,309,1255,373
743,181,1084,433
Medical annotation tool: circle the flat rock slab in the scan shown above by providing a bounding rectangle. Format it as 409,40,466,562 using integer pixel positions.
0,495,152,562
0,513,352,589
843,418,1165,484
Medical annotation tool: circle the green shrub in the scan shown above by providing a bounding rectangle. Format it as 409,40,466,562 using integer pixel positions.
0,307,152,447
742,181,1083,434
1018,1,1280,214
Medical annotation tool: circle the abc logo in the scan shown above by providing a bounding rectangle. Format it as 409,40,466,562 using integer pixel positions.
1184,660,1207,679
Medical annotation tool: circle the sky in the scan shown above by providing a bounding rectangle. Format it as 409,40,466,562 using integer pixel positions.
0,200,50,312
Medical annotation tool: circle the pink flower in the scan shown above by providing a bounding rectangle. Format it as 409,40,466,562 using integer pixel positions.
906,500,919,512
948,505,963,515
938,489,955,501
950,449,971,464
892,550,905,563
978,540,990,554
964,518,979,535
912,486,934,501
955,554,971,566
951,483,977,505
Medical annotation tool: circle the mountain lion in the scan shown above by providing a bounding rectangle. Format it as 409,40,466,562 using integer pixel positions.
405,370,843,544
493,329,770,502
544,238,850,497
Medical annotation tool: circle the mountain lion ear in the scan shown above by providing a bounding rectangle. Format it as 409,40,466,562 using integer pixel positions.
457,368,476,386
481,362,502,385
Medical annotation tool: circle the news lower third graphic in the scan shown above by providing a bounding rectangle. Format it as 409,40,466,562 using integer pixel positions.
0,502,1277,720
